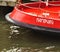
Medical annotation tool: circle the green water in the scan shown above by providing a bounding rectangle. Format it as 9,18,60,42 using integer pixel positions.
0,6,60,52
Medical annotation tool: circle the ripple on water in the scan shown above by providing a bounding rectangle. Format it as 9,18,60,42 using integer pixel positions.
1,46,60,52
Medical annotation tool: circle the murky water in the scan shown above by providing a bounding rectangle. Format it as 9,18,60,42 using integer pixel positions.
0,6,60,52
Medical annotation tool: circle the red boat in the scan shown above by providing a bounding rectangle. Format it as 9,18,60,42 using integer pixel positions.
5,0,60,32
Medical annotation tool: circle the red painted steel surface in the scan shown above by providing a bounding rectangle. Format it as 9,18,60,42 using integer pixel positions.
10,1,60,29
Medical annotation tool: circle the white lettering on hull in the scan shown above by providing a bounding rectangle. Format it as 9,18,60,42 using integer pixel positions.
36,18,54,24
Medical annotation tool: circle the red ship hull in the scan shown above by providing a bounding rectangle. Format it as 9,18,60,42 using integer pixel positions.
5,1,60,32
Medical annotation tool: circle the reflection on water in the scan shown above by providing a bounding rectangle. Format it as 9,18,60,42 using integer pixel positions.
9,25,20,39
0,6,60,52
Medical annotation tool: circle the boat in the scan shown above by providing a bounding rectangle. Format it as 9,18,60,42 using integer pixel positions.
5,0,60,33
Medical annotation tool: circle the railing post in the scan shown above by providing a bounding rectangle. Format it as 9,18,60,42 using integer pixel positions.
46,0,48,6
